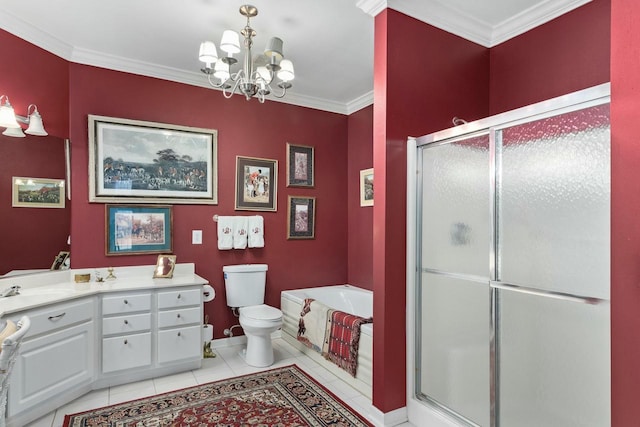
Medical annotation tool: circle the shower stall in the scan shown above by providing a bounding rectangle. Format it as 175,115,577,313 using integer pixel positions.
406,84,611,427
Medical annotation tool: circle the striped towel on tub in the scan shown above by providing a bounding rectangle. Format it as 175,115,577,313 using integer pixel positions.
323,310,373,377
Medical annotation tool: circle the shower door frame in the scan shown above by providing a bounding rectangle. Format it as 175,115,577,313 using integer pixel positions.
406,82,611,427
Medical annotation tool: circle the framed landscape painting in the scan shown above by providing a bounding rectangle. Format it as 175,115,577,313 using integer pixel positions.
105,204,173,255
286,143,314,187
235,156,278,211
89,115,218,204
12,177,65,208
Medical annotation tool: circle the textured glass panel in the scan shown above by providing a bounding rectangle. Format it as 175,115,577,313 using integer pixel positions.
497,105,610,299
420,272,489,426
421,134,490,277
499,289,610,427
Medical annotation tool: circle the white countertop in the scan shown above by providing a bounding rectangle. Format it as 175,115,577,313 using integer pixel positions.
0,263,209,317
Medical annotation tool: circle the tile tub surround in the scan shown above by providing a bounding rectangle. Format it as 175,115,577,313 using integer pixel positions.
281,284,373,398
0,263,208,317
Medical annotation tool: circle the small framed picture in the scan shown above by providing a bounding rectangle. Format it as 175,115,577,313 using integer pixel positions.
286,143,314,187
287,196,316,239
235,156,278,211
360,168,374,207
51,251,70,270
105,205,173,255
12,177,65,208
153,254,177,278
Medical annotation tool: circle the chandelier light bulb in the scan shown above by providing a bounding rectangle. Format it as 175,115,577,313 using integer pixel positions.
199,41,218,67
220,30,241,55
277,60,295,82
213,59,230,81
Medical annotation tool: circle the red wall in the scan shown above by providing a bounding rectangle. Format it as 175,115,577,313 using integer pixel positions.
611,0,640,425
373,9,490,412
67,64,349,339
347,105,373,290
0,30,70,274
489,0,611,114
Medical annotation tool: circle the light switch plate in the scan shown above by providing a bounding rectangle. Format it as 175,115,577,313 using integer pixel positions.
192,230,203,244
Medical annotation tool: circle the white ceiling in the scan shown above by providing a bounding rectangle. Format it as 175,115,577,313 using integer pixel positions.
0,0,591,115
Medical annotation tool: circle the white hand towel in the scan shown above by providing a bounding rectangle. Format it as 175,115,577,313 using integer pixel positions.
217,216,234,250
248,215,264,248
233,216,248,249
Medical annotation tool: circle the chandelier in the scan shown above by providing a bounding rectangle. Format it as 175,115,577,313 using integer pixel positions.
198,5,295,103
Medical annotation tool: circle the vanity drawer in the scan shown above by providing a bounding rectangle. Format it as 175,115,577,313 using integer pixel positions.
157,288,200,309
25,298,94,338
102,332,151,373
102,293,151,315
157,325,201,364
102,313,151,336
157,307,201,328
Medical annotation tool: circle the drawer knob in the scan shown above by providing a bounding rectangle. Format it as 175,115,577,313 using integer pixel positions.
124,320,129,325
124,339,128,345
177,294,181,299
177,332,181,337
177,314,181,318
123,299,128,304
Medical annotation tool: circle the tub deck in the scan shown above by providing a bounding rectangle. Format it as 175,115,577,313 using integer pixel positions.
280,285,372,399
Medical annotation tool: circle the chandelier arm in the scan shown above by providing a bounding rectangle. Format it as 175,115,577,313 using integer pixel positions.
223,75,244,98
270,84,288,99
206,73,226,89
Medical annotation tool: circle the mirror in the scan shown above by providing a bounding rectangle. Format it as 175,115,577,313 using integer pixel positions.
0,135,70,275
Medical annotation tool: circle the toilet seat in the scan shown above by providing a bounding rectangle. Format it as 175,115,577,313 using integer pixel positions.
240,304,282,322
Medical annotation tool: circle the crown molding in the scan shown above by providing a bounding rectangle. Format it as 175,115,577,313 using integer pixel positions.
0,8,73,59
346,91,374,115
490,0,592,46
362,0,593,48
356,0,387,17
71,47,351,114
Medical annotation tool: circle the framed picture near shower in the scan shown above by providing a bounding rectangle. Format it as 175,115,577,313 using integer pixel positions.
105,204,173,255
360,168,374,207
88,115,218,205
287,196,316,239
286,143,314,187
235,156,278,211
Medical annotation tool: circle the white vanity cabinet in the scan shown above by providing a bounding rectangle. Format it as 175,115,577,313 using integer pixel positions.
157,288,202,364
95,285,203,388
0,263,207,427
7,297,95,425
101,292,152,373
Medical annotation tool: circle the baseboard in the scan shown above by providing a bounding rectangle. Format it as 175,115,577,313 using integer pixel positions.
369,405,409,427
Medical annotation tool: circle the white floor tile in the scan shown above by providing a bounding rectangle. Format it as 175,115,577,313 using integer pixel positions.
24,337,382,427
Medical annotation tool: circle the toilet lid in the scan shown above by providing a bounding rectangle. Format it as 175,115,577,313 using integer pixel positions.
241,304,282,321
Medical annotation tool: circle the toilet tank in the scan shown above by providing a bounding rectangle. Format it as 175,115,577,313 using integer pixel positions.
223,264,268,308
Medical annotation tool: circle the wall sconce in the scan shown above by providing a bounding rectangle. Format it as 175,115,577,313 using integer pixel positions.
0,95,48,138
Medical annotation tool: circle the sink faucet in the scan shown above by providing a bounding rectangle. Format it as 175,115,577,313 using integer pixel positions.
0,285,21,297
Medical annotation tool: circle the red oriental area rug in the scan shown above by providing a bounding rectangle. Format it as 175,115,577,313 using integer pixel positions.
63,364,372,426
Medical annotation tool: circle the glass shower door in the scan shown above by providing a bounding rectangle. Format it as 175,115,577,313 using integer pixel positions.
418,133,491,427
415,98,611,427
495,104,610,426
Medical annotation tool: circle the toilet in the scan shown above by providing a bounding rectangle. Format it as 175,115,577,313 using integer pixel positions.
223,264,282,367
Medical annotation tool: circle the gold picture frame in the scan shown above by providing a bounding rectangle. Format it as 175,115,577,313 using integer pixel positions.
153,254,177,278
12,177,65,208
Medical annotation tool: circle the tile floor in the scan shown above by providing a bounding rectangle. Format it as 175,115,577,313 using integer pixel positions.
23,337,412,427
